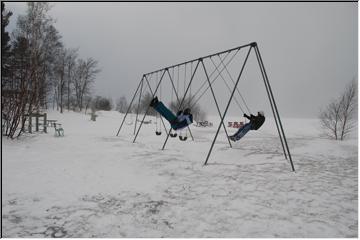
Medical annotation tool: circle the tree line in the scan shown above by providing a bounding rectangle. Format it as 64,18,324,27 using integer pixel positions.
2,3,100,138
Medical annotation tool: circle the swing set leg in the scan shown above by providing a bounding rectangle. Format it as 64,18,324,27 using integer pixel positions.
133,70,167,143
144,75,169,135
204,46,253,165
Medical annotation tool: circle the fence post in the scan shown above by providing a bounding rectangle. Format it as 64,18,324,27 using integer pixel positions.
35,113,39,132
29,116,32,133
44,113,47,133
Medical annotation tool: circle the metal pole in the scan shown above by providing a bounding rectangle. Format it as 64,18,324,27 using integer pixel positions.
200,59,232,148
143,75,169,135
133,69,167,143
204,46,252,165
165,68,195,141
43,113,47,133
253,45,287,160
116,77,143,136
255,45,295,172
134,77,144,135
161,60,201,150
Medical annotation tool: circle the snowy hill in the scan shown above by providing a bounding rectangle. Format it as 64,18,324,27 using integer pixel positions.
2,110,358,237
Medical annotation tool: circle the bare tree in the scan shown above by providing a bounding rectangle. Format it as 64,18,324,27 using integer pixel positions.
73,58,100,111
73,59,85,111
320,79,357,140
54,48,66,113
41,24,63,109
116,96,128,113
169,95,207,122
339,79,357,140
83,95,92,114
65,48,78,111
15,2,56,111
138,92,156,116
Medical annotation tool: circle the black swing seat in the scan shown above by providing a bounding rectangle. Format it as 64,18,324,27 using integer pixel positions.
155,131,162,136
179,135,187,141
170,132,177,138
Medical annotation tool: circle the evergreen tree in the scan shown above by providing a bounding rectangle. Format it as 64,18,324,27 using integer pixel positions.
1,2,13,85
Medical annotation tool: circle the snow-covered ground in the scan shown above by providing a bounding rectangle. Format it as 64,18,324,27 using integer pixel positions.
2,110,358,237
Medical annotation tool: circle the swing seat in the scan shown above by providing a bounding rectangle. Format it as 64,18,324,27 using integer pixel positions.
179,135,187,141
155,131,162,136
170,132,177,138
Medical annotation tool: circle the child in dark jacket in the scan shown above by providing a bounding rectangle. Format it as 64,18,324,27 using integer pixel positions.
229,111,265,142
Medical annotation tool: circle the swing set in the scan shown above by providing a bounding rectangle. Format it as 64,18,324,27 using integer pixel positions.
116,42,295,171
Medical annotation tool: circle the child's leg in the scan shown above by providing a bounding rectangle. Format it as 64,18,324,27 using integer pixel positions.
153,102,177,123
230,123,247,137
234,122,252,141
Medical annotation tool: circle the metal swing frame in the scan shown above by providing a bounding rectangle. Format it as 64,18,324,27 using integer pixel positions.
116,42,295,172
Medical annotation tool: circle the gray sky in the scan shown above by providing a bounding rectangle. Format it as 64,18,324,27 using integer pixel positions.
5,2,358,118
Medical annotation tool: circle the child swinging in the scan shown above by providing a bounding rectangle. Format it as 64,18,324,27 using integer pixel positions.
150,96,193,131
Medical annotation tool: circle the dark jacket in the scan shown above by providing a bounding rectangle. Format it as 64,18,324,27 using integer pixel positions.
244,113,265,130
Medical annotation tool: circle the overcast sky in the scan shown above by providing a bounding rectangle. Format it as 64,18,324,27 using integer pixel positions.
5,2,358,118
